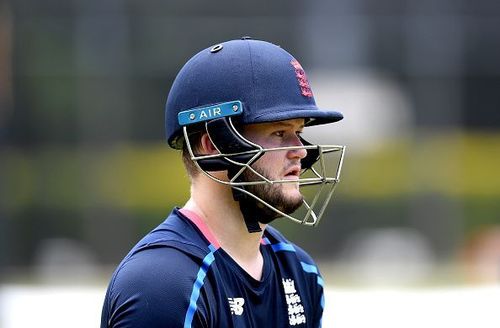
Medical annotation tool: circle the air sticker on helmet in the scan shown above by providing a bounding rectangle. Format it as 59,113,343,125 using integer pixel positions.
178,101,243,126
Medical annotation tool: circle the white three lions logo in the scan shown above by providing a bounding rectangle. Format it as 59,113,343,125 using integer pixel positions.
228,297,245,316
282,278,306,325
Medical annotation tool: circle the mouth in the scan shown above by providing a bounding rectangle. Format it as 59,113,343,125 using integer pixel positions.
283,166,301,180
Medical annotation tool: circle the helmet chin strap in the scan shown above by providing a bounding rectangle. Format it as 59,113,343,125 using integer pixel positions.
233,190,263,233
228,167,264,233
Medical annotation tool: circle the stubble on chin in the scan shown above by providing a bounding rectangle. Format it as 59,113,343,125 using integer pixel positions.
242,165,304,217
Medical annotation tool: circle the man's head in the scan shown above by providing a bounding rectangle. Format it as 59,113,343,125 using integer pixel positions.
238,119,306,223
165,38,345,231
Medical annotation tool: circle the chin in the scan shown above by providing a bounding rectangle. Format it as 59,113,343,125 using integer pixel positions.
283,188,303,204
283,181,300,193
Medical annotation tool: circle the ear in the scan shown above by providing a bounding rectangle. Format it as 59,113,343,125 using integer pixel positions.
200,133,218,155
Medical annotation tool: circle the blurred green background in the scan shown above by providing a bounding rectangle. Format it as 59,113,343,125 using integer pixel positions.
1,0,499,287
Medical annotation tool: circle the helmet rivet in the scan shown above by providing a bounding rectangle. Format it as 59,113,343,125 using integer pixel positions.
189,113,196,120
232,104,239,111
210,44,223,53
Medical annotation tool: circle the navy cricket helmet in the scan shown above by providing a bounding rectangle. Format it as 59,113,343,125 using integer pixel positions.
164,38,345,232
165,38,343,149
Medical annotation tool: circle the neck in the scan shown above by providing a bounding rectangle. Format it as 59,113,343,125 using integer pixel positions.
183,176,265,280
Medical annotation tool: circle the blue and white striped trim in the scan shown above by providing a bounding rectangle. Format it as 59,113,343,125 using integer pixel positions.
300,261,324,287
300,261,325,326
300,261,318,274
183,244,217,328
271,242,296,252
262,238,296,253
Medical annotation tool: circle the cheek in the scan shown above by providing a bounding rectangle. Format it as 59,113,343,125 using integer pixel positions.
254,152,284,172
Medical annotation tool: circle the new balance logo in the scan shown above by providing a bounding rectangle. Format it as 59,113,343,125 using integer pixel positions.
228,297,245,316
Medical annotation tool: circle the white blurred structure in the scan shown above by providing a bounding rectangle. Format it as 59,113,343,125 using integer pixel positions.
1,284,499,328
34,238,99,284
323,286,500,328
340,227,436,286
306,70,414,152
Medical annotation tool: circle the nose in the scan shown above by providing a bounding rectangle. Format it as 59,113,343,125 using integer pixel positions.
287,135,307,160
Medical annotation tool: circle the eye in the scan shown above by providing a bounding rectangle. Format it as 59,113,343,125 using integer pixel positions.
273,131,285,138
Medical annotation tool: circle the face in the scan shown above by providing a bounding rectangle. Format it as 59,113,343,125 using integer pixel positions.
240,119,307,222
